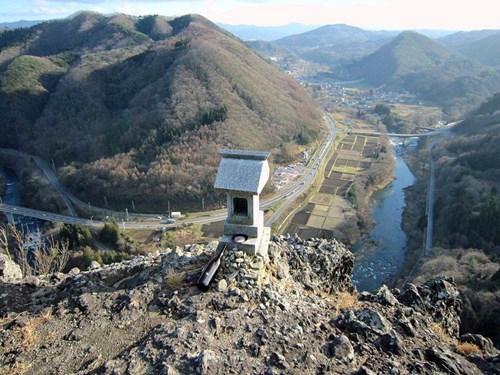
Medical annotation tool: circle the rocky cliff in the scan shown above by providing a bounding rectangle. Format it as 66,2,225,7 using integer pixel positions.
0,236,498,374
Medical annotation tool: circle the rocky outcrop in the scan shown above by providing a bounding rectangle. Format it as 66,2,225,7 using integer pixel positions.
0,253,22,282
0,237,497,374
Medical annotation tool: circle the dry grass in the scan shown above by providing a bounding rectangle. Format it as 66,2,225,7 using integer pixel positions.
164,272,186,289
17,311,53,349
456,342,482,356
319,290,360,313
0,361,32,375
335,291,360,311
430,323,452,343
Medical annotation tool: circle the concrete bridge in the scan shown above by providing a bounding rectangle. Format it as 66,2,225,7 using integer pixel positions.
346,130,434,138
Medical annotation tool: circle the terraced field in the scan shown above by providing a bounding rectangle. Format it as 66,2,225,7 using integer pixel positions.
285,116,382,238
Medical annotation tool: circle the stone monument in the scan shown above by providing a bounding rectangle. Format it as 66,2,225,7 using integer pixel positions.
214,149,271,258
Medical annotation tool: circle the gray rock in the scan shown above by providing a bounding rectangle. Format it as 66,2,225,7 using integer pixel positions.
24,276,40,287
357,365,377,375
379,329,403,354
268,352,288,369
355,308,392,334
374,285,399,306
89,261,101,270
197,349,220,374
426,346,481,374
216,279,227,292
0,253,22,282
68,267,81,276
329,335,355,362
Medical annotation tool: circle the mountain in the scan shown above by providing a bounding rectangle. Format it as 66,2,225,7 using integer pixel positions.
0,12,321,211
275,24,397,65
346,31,500,114
216,22,319,41
277,24,397,49
415,93,500,343
438,29,500,47
454,34,500,66
411,29,456,39
1,235,498,374
0,19,44,29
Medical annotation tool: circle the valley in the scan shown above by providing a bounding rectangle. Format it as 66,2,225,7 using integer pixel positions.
1,9,500,359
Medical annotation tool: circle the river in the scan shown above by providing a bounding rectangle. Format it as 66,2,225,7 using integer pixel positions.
351,138,417,291
0,165,44,242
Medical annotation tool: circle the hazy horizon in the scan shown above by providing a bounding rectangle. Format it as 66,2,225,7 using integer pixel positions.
0,0,498,31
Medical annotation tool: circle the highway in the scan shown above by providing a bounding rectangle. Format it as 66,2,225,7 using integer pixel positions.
34,157,77,217
265,113,337,226
0,114,338,229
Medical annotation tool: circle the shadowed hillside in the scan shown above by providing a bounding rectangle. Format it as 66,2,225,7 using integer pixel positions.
0,12,321,211
346,31,500,115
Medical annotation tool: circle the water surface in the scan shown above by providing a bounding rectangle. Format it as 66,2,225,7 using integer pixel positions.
351,139,417,291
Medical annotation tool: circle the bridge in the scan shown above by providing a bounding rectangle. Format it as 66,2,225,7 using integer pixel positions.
346,130,433,138
346,122,458,138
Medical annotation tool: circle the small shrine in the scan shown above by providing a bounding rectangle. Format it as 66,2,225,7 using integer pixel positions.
214,149,271,257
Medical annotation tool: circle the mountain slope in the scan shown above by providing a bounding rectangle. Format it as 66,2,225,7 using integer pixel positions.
0,13,321,211
455,34,500,66
1,236,498,374
275,24,396,65
438,29,500,47
346,31,500,114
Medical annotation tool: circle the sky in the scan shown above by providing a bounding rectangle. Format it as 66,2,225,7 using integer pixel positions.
0,0,499,30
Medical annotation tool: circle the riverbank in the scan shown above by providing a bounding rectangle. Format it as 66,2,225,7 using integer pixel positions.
351,139,417,291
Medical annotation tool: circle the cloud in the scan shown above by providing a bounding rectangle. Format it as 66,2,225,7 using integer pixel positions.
1,0,499,29
44,0,200,3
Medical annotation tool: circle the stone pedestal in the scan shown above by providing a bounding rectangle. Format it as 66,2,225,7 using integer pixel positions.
220,226,271,259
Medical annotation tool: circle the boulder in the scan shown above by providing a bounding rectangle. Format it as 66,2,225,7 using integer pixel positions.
0,253,22,282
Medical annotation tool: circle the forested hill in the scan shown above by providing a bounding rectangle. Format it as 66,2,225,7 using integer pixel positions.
345,31,500,115
433,92,500,251
0,12,321,211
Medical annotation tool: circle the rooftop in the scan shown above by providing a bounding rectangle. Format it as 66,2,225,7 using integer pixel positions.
214,149,270,194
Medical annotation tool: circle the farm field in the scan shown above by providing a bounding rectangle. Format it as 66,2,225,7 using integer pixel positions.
285,113,382,238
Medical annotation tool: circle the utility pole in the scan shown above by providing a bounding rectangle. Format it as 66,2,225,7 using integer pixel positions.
167,201,171,218
125,208,129,221
51,159,56,172
131,200,135,211
202,197,205,210
104,196,108,208
88,202,91,215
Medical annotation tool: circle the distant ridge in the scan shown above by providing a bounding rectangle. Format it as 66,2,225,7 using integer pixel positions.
438,29,500,47
0,19,44,29
217,22,319,41
274,24,397,65
454,34,500,67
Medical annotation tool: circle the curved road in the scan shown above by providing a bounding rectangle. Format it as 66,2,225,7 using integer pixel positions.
0,114,337,229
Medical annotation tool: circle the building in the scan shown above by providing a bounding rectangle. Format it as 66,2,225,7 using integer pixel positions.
214,149,271,257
